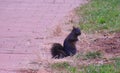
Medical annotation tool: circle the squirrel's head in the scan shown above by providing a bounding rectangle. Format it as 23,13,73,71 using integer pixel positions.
72,26,81,36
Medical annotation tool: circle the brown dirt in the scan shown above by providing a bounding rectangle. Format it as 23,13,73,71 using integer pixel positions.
77,32,120,59
93,33,120,54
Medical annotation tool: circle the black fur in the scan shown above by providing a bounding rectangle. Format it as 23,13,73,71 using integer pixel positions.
51,27,81,59
51,43,67,59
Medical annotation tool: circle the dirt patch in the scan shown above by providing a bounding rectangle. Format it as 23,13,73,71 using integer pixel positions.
17,69,38,73
93,33,120,54
76,32,120,59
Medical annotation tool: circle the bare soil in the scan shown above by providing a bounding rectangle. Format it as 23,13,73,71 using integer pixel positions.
78,32,120,58
93,33,120,54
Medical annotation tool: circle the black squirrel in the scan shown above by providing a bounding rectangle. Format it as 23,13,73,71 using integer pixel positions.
51,27,81,59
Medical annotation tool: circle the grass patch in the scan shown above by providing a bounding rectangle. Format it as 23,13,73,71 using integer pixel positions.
74,51,102,60
85,51,102,59
51,62,70,69
75,53,85,60
82,64,118,73
82,57,120,73
115,59,120,71
51,62,80,73
110,57,120,70
76,0,120,33
51,57,120,73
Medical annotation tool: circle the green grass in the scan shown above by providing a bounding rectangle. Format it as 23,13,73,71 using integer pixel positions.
82,57,120,73
51,62,70,69
51,62,80,73
82,64,118,73
76,0,120,33
51,57,120,73
75,51,102,60
85,51,102,59
110,57,120,70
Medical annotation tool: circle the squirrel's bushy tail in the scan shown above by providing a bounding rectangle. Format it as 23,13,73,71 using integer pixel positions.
51,43,67,59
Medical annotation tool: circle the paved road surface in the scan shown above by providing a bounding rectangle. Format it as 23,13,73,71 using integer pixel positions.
0,0,87,73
